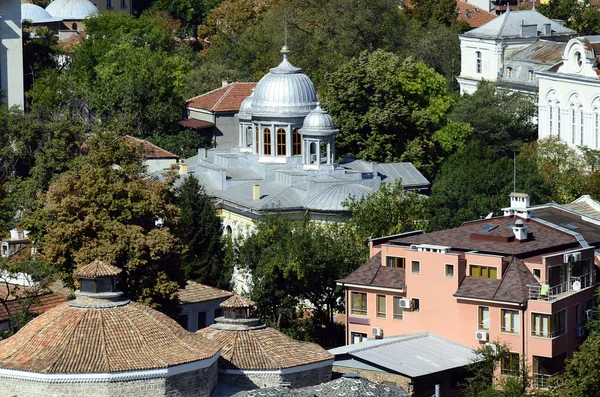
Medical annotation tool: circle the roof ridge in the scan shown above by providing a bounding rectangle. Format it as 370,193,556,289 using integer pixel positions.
492,256,514,300
186,84,230,104
212,83,236,112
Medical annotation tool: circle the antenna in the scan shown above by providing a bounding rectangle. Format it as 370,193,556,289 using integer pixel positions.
284,13,288,48
513,152,516,193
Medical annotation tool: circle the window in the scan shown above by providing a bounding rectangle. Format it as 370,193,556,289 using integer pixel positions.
97,278,113,293
575,303,581,326
81,279,94,293
469,265,498,279
586,298,593,312
580,107,585,145
263,128,271,155
595,110,599,148
121,0,127,7
552,309,566,336
445,264,454,278
293,128,302,155
351,292,367,315
478,306,490,330
533,269,541,280
501,309,520,334
352,332,368,344
255,127,259,154
177,314,188,329
548,104,553,134
507,67,513,78
532,310,566,338
106,0,113,8
393,297,404,320
376,295,386,318
557,103,561,138
572,106,577,145
276,128,286,156
501,352,520,375
387,256,405,268
476,51,482,74
198,311,207,329
528,70,535,82
412,298,420,313
411,261,420,274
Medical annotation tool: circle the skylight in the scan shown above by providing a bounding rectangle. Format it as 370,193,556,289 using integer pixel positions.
480,224,498,232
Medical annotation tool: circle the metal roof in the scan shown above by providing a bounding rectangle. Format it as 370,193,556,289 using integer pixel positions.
303,183,374,211
375,163,431,188
464,9,575,39
22,4,63,24
46,0,98,20
329,333,477,378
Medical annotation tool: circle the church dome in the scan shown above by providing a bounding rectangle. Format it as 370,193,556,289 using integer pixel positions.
22,4,63,24
304,184,374,212
250,47,318,118
46,0,99,20
299,104,339,136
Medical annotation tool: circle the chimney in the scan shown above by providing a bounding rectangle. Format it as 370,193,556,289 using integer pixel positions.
9,229,20,240
520,24,538,37
544,23,552,36
253,184,260,201
503,193,532,219
179,163,188,175
513,219,528,241
222,79,230,88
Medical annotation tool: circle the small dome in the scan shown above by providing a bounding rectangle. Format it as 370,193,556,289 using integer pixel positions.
304,184,374,212
75,259,122,278
220,294,254,309
250,48,318,118
21,3,63,24
299,104,339,136
236,91,253,121
46,0,99,20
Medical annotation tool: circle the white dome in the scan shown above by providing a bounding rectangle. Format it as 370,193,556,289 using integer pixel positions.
237,91,253,121
299,104,339,136
250,48,318,118
22,4,63,24
46,0,99,20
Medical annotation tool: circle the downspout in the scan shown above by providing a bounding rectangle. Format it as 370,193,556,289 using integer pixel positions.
345,286,349,345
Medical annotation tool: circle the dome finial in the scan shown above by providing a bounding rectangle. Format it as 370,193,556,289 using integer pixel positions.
281,44,290,61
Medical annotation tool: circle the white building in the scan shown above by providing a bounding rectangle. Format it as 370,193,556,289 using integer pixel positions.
538,36,600,149
457,8,575,95
0,1,24,109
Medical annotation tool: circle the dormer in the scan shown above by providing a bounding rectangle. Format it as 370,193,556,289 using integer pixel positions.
557,37,599,79
502,192,531,219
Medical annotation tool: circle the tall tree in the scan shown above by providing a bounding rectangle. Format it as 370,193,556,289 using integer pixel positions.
552,335,600,397
176,175,230,289
23,133,185,317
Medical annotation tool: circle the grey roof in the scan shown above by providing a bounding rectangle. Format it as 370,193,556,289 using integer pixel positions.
463,10,575,39
299,105,339,137
46,0,98,20
303,184,374,211
22,4,63,23
375,163,430,188
329,333,476,378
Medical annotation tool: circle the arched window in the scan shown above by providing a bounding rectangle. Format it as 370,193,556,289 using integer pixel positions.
293,128,302,156
255,127,259,154
580,106,585,145
263,128,271,155
548,103,553,135
277,128,286,156
571,105,577,145
528,70,535,82
595,109,599,148
476,51,482,74
556,102,561,138
507,67,513,79
246,126,252,147
225,225,233,236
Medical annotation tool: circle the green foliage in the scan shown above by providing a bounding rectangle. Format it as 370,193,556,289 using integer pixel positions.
150,130,213,158
449,82,538,156
321,50,453,162
427,143,552,230
22,26,59,99
344,180,429,242
23,133,185,317
405,0,460,27
152,0,220,36
236,214,364,346
176,175,230,289
538,0,600,35
552,335,600,397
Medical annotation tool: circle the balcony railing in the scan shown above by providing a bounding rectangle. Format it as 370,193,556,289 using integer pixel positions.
527,273,592,301
532,372,560,389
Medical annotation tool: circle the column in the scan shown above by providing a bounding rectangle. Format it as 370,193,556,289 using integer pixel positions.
326,140,331,164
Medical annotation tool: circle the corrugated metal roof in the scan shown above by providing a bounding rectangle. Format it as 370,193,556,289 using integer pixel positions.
329,333,476,378
375,163,430,188
464,9,575,38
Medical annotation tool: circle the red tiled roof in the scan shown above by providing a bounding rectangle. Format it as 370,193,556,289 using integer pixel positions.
198,326,333,370
456,1,496,28
186,82,256,113
179,281,232,304
178,119,215,129
74,259,122,278
337,252,405,290
120,135,179,159
220,294,254,309
0,292,68,323
0,301,221,373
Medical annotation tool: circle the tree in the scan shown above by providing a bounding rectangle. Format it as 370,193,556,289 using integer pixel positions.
176,175,230,289
152,0,221,37
449,82,538,156
321,50,453,162
344,179,429,243
427,143,552,230
23,133,185,317
404,0,460,27
552,335,600,397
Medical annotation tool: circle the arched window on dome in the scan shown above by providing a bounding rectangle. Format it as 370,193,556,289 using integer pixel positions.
476,51,482,74
293,128,302,155
507,67,514,79
277,128,286,156
263,128,272,156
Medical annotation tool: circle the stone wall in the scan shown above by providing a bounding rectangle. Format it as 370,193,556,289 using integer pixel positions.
333,365,413,395
221,364,332,389
282,364,332,388
0,361,218,397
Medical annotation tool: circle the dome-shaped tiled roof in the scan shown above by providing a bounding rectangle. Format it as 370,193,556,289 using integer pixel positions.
74,259,122,278
250,47,318,118
198,326,332,371
236,91,253,121
46,0,98,20
22,3,63,24
0,300,220,373
299,104,339,136
220,294,254,309
304,184,374,212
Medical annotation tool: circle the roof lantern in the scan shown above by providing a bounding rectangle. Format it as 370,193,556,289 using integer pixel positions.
250,46,318,118
298,103,340,137
46,0,99,20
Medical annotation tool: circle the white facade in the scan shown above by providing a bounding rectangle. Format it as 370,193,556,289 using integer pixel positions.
538,37,600,149
0,0,24,109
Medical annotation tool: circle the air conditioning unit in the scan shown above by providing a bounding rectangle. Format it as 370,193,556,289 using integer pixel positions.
372,327,383,337
475,331,488,341
485,342,498,354
576,326,585,337
585,309,594,320
399,298,412,309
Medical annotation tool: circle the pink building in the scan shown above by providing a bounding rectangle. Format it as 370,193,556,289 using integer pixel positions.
338,193,597,388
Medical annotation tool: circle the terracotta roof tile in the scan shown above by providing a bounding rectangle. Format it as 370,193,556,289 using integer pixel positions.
74,259,122,278
456,1,496,28
198,326,333,370
120,135,179,159
179,281,232,304
220,294,255,309
0,301,220,373
187,82,256,113
0,290,68,323
337,252,405,289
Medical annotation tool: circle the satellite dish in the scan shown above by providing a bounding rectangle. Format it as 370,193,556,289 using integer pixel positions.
573,280,582,291
485,212,494,219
